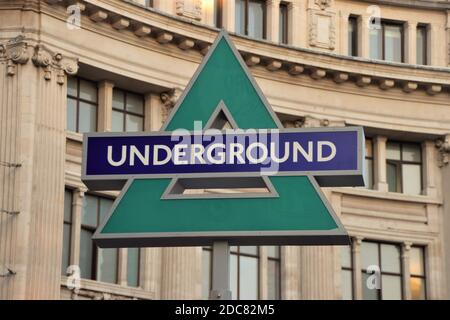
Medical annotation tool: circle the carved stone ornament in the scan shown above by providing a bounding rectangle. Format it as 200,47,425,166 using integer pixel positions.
315,0,332,10
160,87,183,123
32,45,79,85
436,135,450,167
309,10,336,50
176,0,202,21
0,35,30,76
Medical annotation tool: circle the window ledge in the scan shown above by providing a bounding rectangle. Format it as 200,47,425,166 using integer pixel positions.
61,276,154,300
66,131,83,143
331,187,442,205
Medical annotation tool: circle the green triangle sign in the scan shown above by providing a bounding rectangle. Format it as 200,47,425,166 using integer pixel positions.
93,31,349,248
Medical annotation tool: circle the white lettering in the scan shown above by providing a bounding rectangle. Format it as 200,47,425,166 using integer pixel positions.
247,142,268,164
130,145,149,166
293,141,313,163
153,145,172,165
318,141,336,162
107,145,127,167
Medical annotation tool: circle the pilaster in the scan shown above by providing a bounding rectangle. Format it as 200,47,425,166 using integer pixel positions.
98,81,114,132
266,0,281,43
373,135,388,192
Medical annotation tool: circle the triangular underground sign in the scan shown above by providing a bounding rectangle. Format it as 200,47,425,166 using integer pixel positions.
87,31,359,248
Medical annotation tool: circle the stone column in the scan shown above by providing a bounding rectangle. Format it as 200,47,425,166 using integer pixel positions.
290,1,305,47
359,15,371,59
280,246,301,300
405,21,418,65
259,247,268,299
401,242,412,300
352,237,364,300
70,189,85,267
266,0,281,43
140,248,162,298
0,37,78,299
117,249,128,287
422,140,438,197
340,11,350,55
373,136,388,192
97,81,114,132
222,0,236,32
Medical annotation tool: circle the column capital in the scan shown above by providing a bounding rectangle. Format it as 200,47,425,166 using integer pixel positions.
0,35,30,76
402,241,413,252
436,134,450,167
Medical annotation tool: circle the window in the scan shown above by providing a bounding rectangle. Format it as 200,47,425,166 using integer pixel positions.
112,89,145,132
364,139,374,189
62,189,73,275
214,0,223,28
386,142,422,195
127,248,140,287
370,21,404,62
416,25,428,65
231,246,259,300
361,241,402,300
145,0,153,7
267,246,281,300
67,77,98,133
235,0,266,40
341,245,353,300
80,194,118,283
410,246,426,300
348,16,358,56
279,3,288,44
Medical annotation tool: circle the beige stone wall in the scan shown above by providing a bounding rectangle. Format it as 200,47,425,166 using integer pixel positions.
1,0,450,300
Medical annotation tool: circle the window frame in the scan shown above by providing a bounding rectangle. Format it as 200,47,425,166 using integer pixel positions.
341,244,354,300
416,24,428,66
215,0,223,28
279,2,289,44
386,141,423,194
370,20,405,63
112,89,145,132
67,77,98,133
62,188,73,275
267,246,282,300
127,247,141,288
236,0,267,40
231,246,260,300
80,194,118,283
361,240,404,300
348,15,358,57
410,246,427,300
365,138,374,189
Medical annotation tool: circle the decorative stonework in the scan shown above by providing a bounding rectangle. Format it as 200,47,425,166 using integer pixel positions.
0,35,30,76
32,45,79,85
160,87,183,123
175,0,202,21
309,10,336,50
314,0,332,10
436,135,450,167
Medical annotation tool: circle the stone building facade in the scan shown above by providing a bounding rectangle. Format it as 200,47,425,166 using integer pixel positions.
1,0,450,300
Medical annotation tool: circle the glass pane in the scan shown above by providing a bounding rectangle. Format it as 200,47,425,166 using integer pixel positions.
369,28,382,60
268,260,280,300
127,248,140,287
230,254,238,300
99,198,113,223
267,246,280,259
279,5,287,44
239,256,258,300
410,247,425,276
235,0,245,35
96,248,117,284
362,272,379,300
67,98,77,132
126,93,144,114
364,159,373,189
113,89,125,110
64,190,72,223
416,26,427,65
112,110,124,132
387,163,398,193
411,277,426,300
78,102,97,133
384,24,402,63
82,195,98,227
80,229,93,279
361,242,379,270
126,114,144,132
79,79,97,103
402,164,422,195
341,270,353,300
202,250,211,299
381,275,402,300
248,0,264,39
67,77,78,97
386,142,401,160
380,244,401,274
402,144,421,162
61,224,71,275
240,246,258,256
341,246,352,269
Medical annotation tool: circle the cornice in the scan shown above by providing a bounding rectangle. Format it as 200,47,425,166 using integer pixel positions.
358,0,450,10
40,0,450,95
